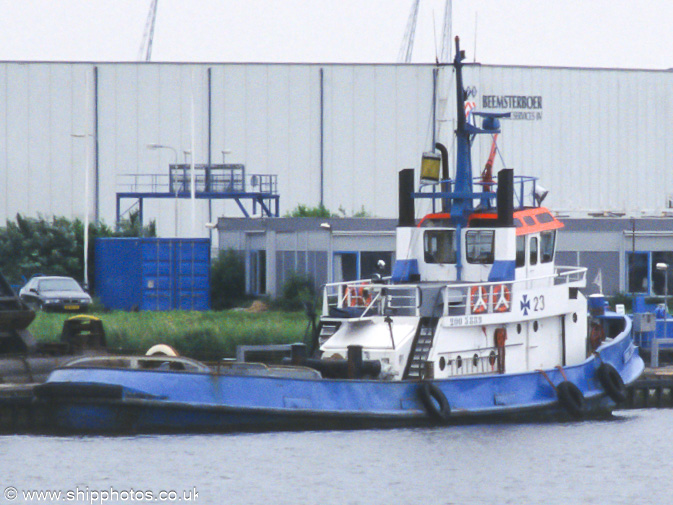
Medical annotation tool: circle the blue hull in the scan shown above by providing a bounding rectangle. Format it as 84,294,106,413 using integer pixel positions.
36,329,644,434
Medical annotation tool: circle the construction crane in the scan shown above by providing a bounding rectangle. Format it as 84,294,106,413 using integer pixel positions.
439,0,452,63
138,0,159,62
398,0,420,63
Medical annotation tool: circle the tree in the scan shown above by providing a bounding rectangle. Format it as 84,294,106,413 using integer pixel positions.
285,204,333,218
210,248,246,309
0,213,156,288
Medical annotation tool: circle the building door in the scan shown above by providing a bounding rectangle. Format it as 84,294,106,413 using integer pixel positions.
333,252,358,283
249,250,266,295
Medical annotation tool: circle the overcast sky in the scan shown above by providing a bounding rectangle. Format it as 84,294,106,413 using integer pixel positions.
1,0,672,69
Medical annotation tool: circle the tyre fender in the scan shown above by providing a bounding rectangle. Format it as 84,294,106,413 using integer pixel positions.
418,382,451,422
597,363,627,403
556,381,585,418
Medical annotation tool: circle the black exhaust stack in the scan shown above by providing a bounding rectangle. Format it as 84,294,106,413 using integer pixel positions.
435,142,450,212
398,168,415,227
496,168,514,227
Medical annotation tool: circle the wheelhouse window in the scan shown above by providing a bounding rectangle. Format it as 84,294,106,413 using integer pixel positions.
529,237,538,265
424,230,456,264
466,230,494,264
540,230,556,264
516,235,526,268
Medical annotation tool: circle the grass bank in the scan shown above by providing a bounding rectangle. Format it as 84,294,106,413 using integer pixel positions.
30,310,310,360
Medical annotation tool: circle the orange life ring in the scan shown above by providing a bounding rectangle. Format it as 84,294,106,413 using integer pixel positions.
348,286,372,307
492,284,511,312
469,285,488,314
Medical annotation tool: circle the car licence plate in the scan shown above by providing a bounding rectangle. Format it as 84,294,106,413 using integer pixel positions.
64,305,80,311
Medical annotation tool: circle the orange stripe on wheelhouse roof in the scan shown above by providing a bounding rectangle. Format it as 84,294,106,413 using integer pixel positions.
513,208,564,236
418,208,563,236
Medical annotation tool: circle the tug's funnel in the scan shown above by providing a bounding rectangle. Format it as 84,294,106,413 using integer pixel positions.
398,169,415,227
496,168,514,227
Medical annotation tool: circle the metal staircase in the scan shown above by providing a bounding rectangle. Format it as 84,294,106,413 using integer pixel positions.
403,317,438,379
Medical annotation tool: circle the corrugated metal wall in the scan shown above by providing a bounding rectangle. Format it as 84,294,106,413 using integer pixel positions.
462,65,673,214
0,61,671,236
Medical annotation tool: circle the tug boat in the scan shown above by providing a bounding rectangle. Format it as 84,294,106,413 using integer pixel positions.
34,38,644,433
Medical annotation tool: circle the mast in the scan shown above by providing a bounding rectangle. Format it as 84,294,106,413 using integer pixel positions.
444,37,509,279
450,36,473,227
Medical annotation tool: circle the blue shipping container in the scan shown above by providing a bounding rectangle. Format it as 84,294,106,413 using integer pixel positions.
95,238,210,311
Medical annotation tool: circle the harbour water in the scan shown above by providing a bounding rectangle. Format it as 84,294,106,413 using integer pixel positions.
2,409,672,505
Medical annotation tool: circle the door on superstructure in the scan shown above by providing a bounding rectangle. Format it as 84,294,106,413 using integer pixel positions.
526,234,541,288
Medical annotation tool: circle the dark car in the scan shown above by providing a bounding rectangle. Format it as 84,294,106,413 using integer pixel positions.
19,276,92,312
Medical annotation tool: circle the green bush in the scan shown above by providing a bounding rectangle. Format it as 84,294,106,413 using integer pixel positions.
609,292,633,312
210,248,247,309
278,272,316,311
285,203,333,218
0,213,155,288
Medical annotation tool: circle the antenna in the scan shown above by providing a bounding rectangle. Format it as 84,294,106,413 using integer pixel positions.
473,11,478,63
432,9,439,64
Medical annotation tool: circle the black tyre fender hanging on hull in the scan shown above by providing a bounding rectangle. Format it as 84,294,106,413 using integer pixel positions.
418,382,451,422
556,381,585,418
596,363,627,403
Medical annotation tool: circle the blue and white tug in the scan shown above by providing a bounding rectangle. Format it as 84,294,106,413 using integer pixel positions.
35,38,644,433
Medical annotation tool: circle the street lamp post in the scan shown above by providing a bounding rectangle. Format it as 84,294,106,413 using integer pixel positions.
657,262,669,339
147,144,178,236
72,133,92,290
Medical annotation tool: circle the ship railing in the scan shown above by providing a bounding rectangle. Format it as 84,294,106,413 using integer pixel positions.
322,265,587,319
417,175,541,211
554,266,587,286
116,170,278,196
442,266,588,317
65,355,211,373
443,352,500,377
442,280,516,317
322,280,420,318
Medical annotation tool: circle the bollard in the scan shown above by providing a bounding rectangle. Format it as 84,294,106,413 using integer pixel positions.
347,345,363,379
290,343,308,366
422,360,435,380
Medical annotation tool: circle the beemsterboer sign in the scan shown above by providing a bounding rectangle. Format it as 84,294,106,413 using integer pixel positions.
481,94,543,120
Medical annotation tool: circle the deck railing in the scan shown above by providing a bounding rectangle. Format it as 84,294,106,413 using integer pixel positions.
116,171,278,196
321,266,587,319
322,280,421,318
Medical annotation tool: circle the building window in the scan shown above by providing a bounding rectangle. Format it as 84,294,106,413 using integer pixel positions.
424,230,456,264
334,252,358,283
652,252,673,296
626,251,673,295
333,251,393,282
627,252,649,294
466,230,494,264
361,251,392,279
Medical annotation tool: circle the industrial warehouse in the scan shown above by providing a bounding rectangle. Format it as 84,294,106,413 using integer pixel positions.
0,59,672,298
